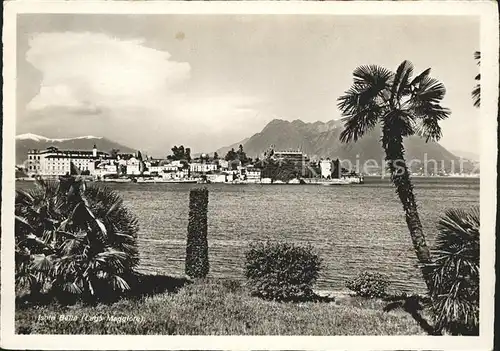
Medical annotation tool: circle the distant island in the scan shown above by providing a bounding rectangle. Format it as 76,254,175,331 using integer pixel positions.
15,117,479,181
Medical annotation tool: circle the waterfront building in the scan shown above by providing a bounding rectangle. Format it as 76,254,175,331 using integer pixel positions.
26,145,109,177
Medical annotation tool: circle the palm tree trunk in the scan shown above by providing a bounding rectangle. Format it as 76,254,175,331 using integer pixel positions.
385,138,433,291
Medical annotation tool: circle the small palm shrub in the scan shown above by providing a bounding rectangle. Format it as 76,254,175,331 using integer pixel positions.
15,176,139,304
428,207,479,335
245,241,321,301
346,271,390,298
185,188,209,278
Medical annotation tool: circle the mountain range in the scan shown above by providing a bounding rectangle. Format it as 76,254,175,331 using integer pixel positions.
216,119,474,173
15,133,136,166
449,149,480,162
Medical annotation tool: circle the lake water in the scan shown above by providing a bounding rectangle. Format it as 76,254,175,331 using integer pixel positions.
17,177,479,293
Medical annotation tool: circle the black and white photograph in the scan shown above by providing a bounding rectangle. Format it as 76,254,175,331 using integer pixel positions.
1,1,497,350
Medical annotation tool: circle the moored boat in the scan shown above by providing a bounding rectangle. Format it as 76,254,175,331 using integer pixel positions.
321,176,364,185
102,178,132,183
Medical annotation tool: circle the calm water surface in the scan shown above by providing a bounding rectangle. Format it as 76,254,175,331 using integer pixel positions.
17,177,479,293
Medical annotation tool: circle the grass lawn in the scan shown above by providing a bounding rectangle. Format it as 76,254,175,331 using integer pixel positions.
16,279,427,335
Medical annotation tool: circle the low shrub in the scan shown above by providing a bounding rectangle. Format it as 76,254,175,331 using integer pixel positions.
245,241,321,301
220,279,243,293
346,271,390,298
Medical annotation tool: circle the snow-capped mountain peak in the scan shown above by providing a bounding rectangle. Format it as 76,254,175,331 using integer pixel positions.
15,133,51,142
15,133,103,142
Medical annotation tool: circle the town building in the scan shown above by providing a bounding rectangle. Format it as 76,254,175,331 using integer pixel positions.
126,157,142,175
245,166,262,183
217,159,230,170
159,169,188,180
189,162,218,173
273,150,309,163
206,173,228,183
149,163,178,175
94,161,118,179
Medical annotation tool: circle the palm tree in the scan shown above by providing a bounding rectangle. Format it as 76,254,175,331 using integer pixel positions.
428,207,479,335
15,176,139,303
472,51,480,108
338,60,450,290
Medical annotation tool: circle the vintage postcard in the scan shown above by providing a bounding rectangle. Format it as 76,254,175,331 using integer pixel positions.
1,1,498,350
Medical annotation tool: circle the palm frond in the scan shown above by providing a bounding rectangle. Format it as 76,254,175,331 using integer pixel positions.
15,189,35,206
63,281,82,294
474,51,481,63
15,215,36,234
59,232,87,255
30,254,54,272
105,197,124,217
414,114,445,142
339,105,381,143
34,176,48,193
472,84,480,108
412,75,447,105
338,65,393,116
391,60,414,105
472,51,480,108
409,72,450,140
352,64,394,88
410,68,431,87
16,272,38,291
110,275,131,291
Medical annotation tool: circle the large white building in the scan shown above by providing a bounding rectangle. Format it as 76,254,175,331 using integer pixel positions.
320,159,333,178
320,158,341,179
27,145,110,177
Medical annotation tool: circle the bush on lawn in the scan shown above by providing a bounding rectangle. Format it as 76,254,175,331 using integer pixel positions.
245,241,321,301
346,271,390,298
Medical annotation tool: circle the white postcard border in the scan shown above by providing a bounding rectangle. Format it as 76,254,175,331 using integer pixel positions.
2,1,498,350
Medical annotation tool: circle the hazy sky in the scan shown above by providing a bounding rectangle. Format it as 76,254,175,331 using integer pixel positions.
17,14,480,156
